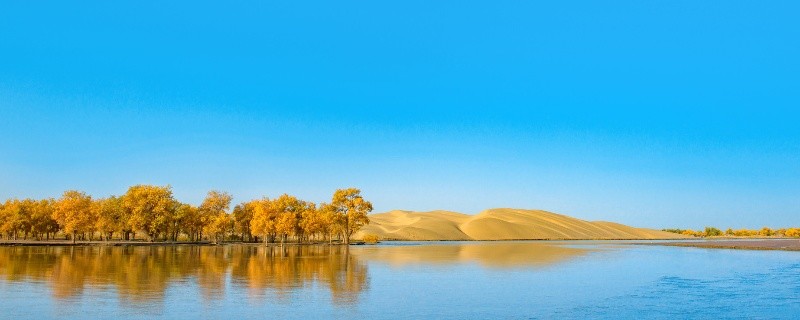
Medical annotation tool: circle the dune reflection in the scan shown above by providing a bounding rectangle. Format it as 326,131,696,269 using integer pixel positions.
0,245,368,305
350,242,589,269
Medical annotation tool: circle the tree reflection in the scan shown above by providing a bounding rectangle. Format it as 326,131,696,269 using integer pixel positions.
0,245,368,305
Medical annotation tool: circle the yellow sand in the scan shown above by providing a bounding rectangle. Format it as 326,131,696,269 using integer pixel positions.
355,208,685,240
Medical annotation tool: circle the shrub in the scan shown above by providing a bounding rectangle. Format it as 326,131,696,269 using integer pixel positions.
704,227,722,237
362,234,380,244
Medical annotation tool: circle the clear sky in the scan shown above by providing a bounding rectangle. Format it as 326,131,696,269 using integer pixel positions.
1,1,798,229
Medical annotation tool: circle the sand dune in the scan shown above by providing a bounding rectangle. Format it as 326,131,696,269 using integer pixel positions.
355,208,685,240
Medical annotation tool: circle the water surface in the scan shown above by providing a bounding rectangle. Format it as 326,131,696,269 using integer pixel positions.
0,241,797,319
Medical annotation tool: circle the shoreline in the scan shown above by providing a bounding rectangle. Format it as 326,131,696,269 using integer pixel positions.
643,239,800,251
0,240,362,247
1,238,683,247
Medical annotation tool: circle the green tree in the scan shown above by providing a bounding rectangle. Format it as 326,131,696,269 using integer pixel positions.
704,227,722,237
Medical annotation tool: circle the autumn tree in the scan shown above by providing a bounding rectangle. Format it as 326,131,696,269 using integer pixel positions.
251,198,277,245
319,202,343,244
53,190,95,243
299,202,323,242
198,191,232,241
0,199,26,240
330,188,372,245
95,196,125,241
30,198,58,240
204,212,232,244
174,203,201,241
232,202,255,242
122,185,176,242
272,194,303,246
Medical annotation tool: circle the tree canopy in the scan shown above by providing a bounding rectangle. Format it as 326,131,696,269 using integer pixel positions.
0,186,373,244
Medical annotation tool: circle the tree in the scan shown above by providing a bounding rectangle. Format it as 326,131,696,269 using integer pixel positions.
204,212,232,244
704,227,722,237
174,203,201,241
251,198,277,245
30,199,57,240
232,202,255,242
317,202,340,244
0,199,27,240
53,190,95,243
198,191,232,241
759,227,774,237
122,185,176,242
272,194,303,246
95,196,124,241
299,202,323,242
330,188,372,245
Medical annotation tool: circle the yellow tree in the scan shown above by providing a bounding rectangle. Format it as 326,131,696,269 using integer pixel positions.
251,198,277,245
53,190,95,243
331,188,372,245
232,201,255,242
95,196,125,241
0,199,20,240
0,200,6,239
317,202,341,244
204,213,232,244
198,191,232,241
122,185,176,242
30,198,58,240
299,202,322,242
0,199,24,240
174,203,201,241
272,194,302,246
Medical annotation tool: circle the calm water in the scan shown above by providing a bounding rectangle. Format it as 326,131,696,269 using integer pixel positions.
0,241,798,319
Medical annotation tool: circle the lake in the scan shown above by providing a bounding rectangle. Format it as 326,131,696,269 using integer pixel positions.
0,241,798,319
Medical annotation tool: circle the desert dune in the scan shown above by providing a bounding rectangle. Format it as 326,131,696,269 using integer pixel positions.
355,208,685,241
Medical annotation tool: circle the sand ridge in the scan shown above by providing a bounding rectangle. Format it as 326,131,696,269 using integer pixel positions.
355,208,685,240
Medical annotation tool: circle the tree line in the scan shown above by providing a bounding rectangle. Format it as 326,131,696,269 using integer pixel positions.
0,185,372,245
663,226,800,238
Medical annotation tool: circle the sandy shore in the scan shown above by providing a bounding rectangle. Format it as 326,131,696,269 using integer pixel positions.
354,208,686,241
650,239,800,251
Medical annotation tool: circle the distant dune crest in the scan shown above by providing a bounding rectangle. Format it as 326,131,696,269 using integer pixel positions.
355,208,684,240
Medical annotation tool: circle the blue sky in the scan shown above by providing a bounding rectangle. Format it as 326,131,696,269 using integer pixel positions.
1,1,798,229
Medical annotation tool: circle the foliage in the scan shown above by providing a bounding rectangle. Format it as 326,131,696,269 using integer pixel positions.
53,190,95,242
331,188,373,244
1,187,372,244
122,185,177,241
704,227,722,237
362,234,380,244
